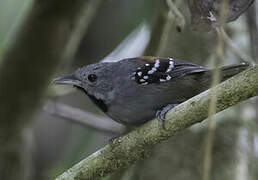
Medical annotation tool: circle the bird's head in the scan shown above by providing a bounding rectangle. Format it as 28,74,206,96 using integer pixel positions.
53,62,114,102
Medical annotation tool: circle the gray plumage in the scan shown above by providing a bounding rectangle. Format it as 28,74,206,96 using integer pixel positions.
53,57,249,126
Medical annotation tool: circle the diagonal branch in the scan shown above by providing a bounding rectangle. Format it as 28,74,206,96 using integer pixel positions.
44,100,125,134
56,66,258,180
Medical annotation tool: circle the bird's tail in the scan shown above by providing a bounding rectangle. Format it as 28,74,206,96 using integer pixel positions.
220,62,250,82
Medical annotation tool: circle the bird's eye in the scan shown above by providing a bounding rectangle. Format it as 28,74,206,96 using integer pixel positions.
88,74,97,82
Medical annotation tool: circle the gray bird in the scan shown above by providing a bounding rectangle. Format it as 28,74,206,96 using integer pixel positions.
53,56,249,126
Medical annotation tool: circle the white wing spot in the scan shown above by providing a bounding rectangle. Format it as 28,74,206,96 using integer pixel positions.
152,67,157,71
143,76,149,79
166,60,174,72
148,70,154,74
148,67,157,74
166,75,171,80
137,71,142,76
154,60,160,68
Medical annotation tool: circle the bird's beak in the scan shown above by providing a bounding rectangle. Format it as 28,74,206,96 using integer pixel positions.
52,73,82,87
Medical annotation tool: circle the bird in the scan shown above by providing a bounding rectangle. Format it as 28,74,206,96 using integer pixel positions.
53,56,249,127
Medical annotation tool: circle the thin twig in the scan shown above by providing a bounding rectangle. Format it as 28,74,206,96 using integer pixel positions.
166,0,185,31
44,100,125,134
202,0,229,179
246,4,258,177
155,10,174,56
63,0,101,60
221,29,255,64
246,1,258,62
156,0,184,56
143,2,168,56
202,27,223,180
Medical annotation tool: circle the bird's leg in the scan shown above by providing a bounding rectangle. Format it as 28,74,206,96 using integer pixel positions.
156,104,178,128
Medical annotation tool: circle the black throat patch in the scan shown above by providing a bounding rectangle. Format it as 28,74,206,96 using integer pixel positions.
75,86,108,113
87,93,108,113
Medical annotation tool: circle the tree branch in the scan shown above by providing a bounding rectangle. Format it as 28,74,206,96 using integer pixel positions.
56,66,258,180
44,100,125,134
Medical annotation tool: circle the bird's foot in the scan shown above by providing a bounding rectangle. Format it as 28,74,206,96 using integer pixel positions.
156,104,178,129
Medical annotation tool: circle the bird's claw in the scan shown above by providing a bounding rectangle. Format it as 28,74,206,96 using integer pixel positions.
156,104,178,129
156,110,166,122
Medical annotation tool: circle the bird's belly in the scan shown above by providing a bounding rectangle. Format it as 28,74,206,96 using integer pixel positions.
107,104,157,126
107,102,163,126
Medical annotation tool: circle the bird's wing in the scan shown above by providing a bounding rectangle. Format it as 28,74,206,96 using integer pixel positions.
132,57,207,85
